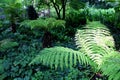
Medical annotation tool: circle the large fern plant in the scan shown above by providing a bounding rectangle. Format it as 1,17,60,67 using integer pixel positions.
75,21,115,66
21,18,65,48
30,21,120,80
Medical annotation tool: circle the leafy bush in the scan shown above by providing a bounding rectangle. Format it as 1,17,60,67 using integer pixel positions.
85,7,115,24
66,7,115,28
1,43,40,80
66,9,86,27
32,68,90,80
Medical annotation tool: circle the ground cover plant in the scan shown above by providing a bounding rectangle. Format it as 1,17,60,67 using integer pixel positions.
0,0,120,80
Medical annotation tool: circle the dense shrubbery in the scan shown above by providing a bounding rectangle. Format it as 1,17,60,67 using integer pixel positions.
0,0,120,80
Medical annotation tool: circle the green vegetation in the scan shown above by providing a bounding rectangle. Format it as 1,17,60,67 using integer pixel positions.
0,0,120,80
0,39,18,52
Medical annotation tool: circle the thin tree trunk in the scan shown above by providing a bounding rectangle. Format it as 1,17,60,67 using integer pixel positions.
61,0,67,20
62,5,65,20
42,31,53,48
53,3,61,19
51,0,61,19
11,22,16,33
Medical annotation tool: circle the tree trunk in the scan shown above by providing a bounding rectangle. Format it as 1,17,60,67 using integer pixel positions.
11,22,16,33
52,3,61,19
90,73,103,80
62,5,65,19
27,5,38,20
61,0,66,20
42,31,53,48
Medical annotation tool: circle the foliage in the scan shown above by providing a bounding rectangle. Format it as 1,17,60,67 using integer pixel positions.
0,41,41,80
38,0,67,19
114,3,120,28
0,0,23,20
69,0,85,10
1,0,120,80
100,51,120,80
0,0,22,4
0,39,18,52
32,70,53,80
66,9,86,27
0,59,6,80
75,21,120,79
20,18,65,31
0,0,25,32
75,21,115,71
20,18,65,48
30,21,120,80
0,32,90,80
85,7,115,23
0,21,2,27
66,7,115,27
29,46,93,70
32,68,90,80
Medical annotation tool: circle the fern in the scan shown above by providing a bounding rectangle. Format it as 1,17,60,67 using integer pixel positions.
20,18,65,48
0,59,4,74
0,39,18,52
29,47,93,70
20,18,65,31
29,21,120,79
100,52,120,80
75,21,119,79
29,21,114,69
75,21,115,67
0,59,6,80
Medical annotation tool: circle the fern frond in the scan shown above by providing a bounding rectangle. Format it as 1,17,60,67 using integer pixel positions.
0,39,18,52
0,59,4,74
20,18,65,31
75,21,120,79
29,47,93,70
75,21,115,66
100,52,120,80
86,21,108,29
20,19,47,29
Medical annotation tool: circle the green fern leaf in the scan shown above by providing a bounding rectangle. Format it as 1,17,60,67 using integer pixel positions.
75,21,115,68
0,39,18,52
20,18,65,31
54,52,60,69
100,51,120,80
29,47,91,69
69,52,73,69
64,51,69,68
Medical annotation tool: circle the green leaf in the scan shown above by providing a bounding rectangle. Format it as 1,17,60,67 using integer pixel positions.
0,39,18,52
29,47,91,70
